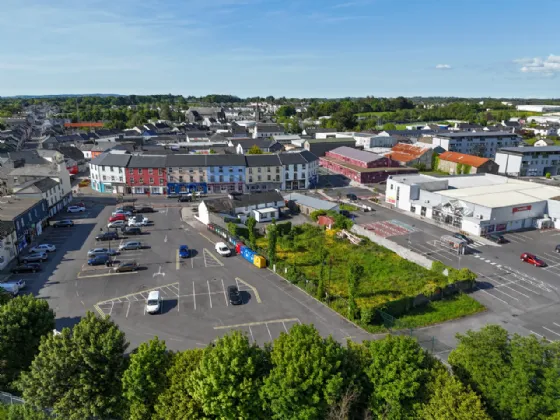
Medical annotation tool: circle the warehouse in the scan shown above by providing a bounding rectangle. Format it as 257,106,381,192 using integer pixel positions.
386,173,560,236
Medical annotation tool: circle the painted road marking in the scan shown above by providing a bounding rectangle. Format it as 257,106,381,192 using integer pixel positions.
176,250,180,270
203,248,224,267
207,280,213,308
235,277,262,303
213,318,300,330
199,232,215,243
543,326,560,338
222,278,228,306
78,271,137,279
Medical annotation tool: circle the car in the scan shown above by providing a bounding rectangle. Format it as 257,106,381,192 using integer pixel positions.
555,244,560,253
108,214,127,223
520,252,546,267
215,242,231,257
7,279,26,290
22,252,48,263
119,241,142,251
145,290,162,314
112,209,132,217
53,220,74,228
29,244,56,253
0,282,19,296
179,245,190,258
346,193,358,201
488,234,507,244
107,220,126,228
453,233,473,244
227,285,242,305
119,205,135,212
122,226,142,235
178,195,192,203
88,255,110,266
128,216,149,227
95,231,119,241
87,248,118,257
114,261,138,272
12,263,41,273
133,206,154,213
167,194,180,199
67,205,85,213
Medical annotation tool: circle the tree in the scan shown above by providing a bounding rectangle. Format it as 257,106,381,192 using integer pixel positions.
5,404,51,420
159,104,171,121
122,337,171,420
248,145,263,154
363,335,429,419
227,221,238,237
18,312,128,420
153,349,204,420
347,263,364,320
0,295,55,391
261,324,352,420
247,216,257,249
382,123,397,130
0,288,12,305
267,223,278,265
276,105,296,118
187,331,270,419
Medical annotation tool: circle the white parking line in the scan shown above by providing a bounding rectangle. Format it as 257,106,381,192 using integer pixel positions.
282,321,288,333
530,330,544,339
248,326,255,342
543,326,560,338
221,278,228,306
193,281,196,310
477,288,508,304
126,302,131,318
207,280,213,308
266,323,272,340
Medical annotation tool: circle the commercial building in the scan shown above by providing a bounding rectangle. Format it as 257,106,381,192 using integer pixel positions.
14,178,64,217
126,156,168,195
245,155,283,192
495,146,560,177
385,144,434,169
89,153,131,194
166,154,209,194
303,138,356,157
205,155,247,194
431,131,521,158
386,173,560,236
284,192,339,215
279,150,319,190
437,151,499,174
516,104,560,113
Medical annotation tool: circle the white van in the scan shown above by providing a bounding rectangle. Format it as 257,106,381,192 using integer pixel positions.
145,291,161,314
0,282,19,296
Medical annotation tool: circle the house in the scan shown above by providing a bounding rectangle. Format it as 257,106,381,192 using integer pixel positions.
245,155,283,192
126,155,167,195
14,177,65,217
284,192,339,215
431,131,521,158
302,127,338,138
385,143,434,169
252,123,285,139
186,131,210,142
303,137,356,157
0,221,16,270
154,122,172,134
272,134,302,145
166,154,209,195
187,107,226,124
495,146,560,177
354,133,398,149
437,151,499,174
534,138,556,147
205,154,247,194
229,122,248,137
198,191,284,224
233,139,283,154
58,146,86,173
450,123,484,132
525,127,557,137
279,150,319,190
500,120,521,132
89,153,131,194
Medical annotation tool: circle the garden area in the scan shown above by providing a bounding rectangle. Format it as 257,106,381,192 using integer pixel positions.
254,223,484,333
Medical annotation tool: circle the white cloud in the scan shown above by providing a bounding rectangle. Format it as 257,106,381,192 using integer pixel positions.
435,64,451,69
516,54,560,75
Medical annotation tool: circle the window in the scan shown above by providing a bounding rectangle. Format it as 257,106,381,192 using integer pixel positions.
249,168,253,174
111,176,115,181
119,167,123,173
257,175,261,181
229,167,233,172
148,168,153,174
119,176,124,182
28,213,32,222
189,168,193,173
169,168,173,172
129,168,134,174
218,166,223,173
258,167,261,173
179,168,183,173
421,207,427,216
238,168,243,172
139,178,144,183
138,168,143,174
249,177,253,182
276,175,280,182
34,209,38,217
190,176,194,182
219,175,224,182
210,176,215,183
111,166,114,171
390,184,394,190
267,167,271,172
410,205,416,213
267,175,271,181
149,178,154,184
179,176,184,182
159,169,163,175
103,175,107,181
102,166,106,171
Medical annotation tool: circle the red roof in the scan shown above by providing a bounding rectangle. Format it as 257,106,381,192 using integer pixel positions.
438,151,490,168
64,122,104,128
386,144,431,163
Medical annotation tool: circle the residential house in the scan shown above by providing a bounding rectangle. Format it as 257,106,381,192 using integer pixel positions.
500,120,522,132
303,137,356,157
272,134,302,145
302,127,338,138
58,146,86,173
279,150,319,190
89,153,131,193
187,107,226,124
245,155,283,192
495,146,560,177
284,192,339,215
450,123,484,132
437,151,499,174
252,123,285,139
385,143,434,169
431,131,521,158
206,155,247,194
14,177,65,216
154,122,172,134
229,122,248,137
126,155,167,195
0,221,16,270
525,126,558,137
166,154,208,194
233,139,283,154
186,131,211,142
534,138,556,147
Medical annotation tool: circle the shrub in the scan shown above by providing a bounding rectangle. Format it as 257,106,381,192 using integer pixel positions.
546,172,552,179
276,222,292,236
310,210,327,221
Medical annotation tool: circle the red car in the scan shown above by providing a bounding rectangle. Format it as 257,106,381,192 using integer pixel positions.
520,253,546,267
109,214,127,223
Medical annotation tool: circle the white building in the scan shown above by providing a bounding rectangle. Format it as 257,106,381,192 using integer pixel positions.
354,133,398,148
495,146,560,177
14,178,64,217
431,131,521,158
253,123,284,139
516,104,560,113
279,150,319,190
386,173,560,236
89,153,131,194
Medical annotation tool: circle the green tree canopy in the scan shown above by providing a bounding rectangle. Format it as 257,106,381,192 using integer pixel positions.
187,331,271,419
18,312,128,420
382,122,397,130
247,145,263,154
0,295,55,391
276,105,296,118
123,337,171,420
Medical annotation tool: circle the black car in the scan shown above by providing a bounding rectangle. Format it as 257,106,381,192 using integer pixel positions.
118,205,135,212
12,263,41,273
122,226,142,235
227,285,242,305
167,194,180,199
453,233,473,244
346,193,358,201
134,206,154,213
178,195,192,202
488,234,507,244
96,231,119,241
53,220,74,228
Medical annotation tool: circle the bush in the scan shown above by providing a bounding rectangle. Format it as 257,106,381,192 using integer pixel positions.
360,307,375,325
310,210,327,221
546,172,552,179
276,222,292,236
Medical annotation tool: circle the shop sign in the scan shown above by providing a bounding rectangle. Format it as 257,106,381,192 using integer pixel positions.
512,205,532,213
386,195,396,204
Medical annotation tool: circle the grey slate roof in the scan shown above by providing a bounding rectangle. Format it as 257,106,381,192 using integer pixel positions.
205,154,247,167
436,131,519,138
245,155,282,167
4,151,49,165
498,146,560,154
128,155,167,168
32,177,60,192
165,154,206,167
58,146,85,162
329,146,384,162
284,192,338,211
278,152,307,165
203,191,284,214
90,153,131,167
255,123,284,133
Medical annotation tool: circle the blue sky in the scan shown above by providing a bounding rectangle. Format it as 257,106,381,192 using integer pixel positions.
1,0,559,98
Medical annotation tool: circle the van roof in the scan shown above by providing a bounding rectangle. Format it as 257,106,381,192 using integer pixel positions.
147,290,160,299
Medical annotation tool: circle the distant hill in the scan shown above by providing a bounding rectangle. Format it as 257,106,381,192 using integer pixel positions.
0,94,124,99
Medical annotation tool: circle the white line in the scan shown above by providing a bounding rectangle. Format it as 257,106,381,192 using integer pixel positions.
193,281,196,310
109,301,114,315
493,288,519,301
502,285,531,299
530,330,544,339
159,288,169,296
543,326,560,338
248,326,255,342
207,280,213,308
191,256,194,269
221,278,228,306
265,323,272,340
140,293,147,299
126,302,131,318
282,321,288,333
477,288,508,304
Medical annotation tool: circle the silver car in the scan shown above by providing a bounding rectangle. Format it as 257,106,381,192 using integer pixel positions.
22,252,48,263
118,241,142,251
87,248,118,257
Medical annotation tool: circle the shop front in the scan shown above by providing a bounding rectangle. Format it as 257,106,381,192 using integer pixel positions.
167,182,208,195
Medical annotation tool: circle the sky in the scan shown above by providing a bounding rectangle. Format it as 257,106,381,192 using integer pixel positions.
1,0,559,98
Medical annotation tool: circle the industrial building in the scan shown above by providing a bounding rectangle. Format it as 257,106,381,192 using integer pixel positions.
386,173,560,236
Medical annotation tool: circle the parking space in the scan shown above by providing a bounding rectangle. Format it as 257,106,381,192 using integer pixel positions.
214,318,302,345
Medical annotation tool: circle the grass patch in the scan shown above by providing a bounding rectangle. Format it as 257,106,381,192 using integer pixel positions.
339,203,358,211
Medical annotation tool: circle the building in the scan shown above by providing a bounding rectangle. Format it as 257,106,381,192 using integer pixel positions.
14,177,64,217
385,144,434,169
252,123,285,139
279,150,319,190
89,153,131,194
302,127,338,137
206,155,247,194
126,155,168,195
187,107,226,124
431,131,521,158
303,138,356,157
385,173,560,236
516,104,560,113
284,192,339,215
495,146,560,177
166,155,209,194
354,133,398,149
198,191,284,225
320,146,417,184
272,134,302,145
245,155,283,192
232,139,283,154
437,151,499,174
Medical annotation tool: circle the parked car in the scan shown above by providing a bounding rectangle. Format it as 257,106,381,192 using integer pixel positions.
0,282,19,296
346,193,358,201
12,263,41,273
227,285,242,305
112,209,132,217
67,205,85,213
119,241,142,251
555,244,560,253
53,220,74,228
488,234,506,244
122,226,142,235
22,252,48,263
109,214,127,222
453,233,473,244
145,290,162,314
215,242,231,257
128,216,149,227
7,279,26,290
134,206,154,213
114,261,138,272
29,244,56,253
179,245,190,258
88,255,110,266
107,220,126,229
339,210,351,218
167,194,180,199
87,248,118,257
119,206,135,212
96,231,119,241
520,253,546,267
178,195,192,203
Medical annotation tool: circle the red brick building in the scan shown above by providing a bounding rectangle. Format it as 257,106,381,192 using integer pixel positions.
125,156,168,195
320,146,417,184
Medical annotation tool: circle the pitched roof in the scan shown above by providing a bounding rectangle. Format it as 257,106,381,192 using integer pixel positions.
127,155,167,168
255,123,284,133
245,154,282,167
438,151,491,168
57,146,85,162
284,192,338,211
203,191,284,213
305,137,355,144
89,153,131,167
4,151,49,165
498,146,560,154
328,146,384,163
386,144,431,163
